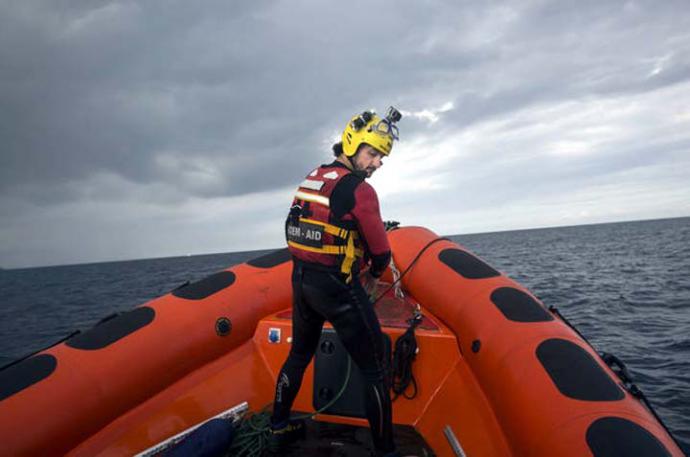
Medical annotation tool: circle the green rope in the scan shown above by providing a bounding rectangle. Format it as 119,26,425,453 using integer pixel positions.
227,356,352,456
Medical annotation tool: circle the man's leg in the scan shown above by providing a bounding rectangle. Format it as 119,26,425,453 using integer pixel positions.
271,264,325,425
304,272,396,456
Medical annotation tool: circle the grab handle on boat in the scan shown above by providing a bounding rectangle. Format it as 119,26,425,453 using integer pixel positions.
599,351,642,397
600,352,633,385
598,350,686,451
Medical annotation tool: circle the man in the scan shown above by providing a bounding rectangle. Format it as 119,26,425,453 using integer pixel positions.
269,107,402,457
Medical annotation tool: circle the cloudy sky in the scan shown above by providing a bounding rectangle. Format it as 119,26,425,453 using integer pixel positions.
1,0,689,268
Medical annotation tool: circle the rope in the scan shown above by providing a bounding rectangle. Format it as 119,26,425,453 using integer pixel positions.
227,357,352,456
372,237,450,306
376,237,450,403
391,314,423,401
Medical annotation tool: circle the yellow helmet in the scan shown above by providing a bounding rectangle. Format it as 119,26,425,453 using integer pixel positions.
341,107,402,157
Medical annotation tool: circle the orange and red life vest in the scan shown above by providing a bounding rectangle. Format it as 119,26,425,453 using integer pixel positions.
286,164,365,282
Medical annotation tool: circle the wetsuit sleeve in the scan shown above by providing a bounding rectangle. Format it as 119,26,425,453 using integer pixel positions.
352,182,391,278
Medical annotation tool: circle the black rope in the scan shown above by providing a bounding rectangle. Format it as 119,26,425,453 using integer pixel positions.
391,314,423,401
372,236,450,306
369,235,450,402
548,305,589,342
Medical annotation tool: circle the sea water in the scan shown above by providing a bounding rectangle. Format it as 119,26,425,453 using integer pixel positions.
1,217,688,451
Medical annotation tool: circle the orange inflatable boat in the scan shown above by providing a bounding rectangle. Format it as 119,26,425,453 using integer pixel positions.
0,226,684,456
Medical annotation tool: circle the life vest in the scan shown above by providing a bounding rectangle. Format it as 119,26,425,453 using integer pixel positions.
286,164,364,283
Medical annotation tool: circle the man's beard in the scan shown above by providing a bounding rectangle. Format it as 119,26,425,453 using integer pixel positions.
354,161,375,178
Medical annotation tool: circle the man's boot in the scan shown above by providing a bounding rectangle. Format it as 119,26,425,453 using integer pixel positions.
266,418,306,453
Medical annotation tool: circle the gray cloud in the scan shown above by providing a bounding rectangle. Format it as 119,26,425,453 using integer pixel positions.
1,0,690,267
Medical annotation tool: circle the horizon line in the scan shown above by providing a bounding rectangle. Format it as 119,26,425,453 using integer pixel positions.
3,214,688,271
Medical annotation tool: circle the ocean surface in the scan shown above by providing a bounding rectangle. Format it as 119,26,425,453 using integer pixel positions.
1,217,688,452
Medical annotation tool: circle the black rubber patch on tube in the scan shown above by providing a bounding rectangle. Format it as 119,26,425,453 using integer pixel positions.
536,338,624,401
0,354,57,401
247,248,291,268
586,417,671,457
66,307,155,350
438,248,500,279
173,271,236,300
491,287,554,322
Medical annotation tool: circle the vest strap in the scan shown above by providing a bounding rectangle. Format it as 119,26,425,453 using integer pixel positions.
299,218,359,240
287,240,364,258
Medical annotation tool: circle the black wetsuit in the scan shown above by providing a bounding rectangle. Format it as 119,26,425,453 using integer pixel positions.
272,162,395,455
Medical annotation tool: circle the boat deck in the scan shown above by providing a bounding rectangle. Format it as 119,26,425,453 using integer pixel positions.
263,416,435,456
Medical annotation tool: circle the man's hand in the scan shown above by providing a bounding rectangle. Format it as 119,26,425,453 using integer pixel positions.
361,270,379,302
